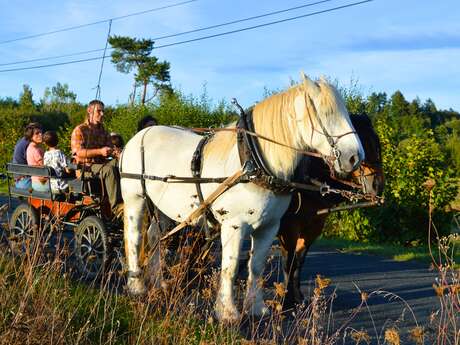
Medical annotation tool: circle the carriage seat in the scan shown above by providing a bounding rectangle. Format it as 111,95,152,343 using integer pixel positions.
6,163,105,203
7,163,57,200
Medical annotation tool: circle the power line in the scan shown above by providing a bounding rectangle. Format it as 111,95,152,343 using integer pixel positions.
0,0,374,73
0,48,106,67
151,0,340,41
0,0,340,67
95,20,113,100
154,0,374,49
0,0,198,45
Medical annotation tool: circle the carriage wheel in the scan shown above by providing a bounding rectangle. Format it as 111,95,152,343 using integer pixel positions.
8,203,39,253
75,216,109,280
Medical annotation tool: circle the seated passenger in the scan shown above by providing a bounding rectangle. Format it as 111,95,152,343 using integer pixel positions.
43,130,69,193
71,100,122,216
110,132,124,159
12,122,42,189
26,126,48,192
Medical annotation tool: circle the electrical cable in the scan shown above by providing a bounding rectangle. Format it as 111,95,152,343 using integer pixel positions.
0,0,340,67
0,0,198,45
0,0,374,73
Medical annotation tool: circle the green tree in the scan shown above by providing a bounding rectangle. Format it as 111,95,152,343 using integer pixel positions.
19,84,35,113
43,82,77,105
366,92,387,120
108,35,171,105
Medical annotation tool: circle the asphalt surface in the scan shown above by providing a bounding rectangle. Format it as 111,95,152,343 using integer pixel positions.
295,245,440,344
1,195,442,344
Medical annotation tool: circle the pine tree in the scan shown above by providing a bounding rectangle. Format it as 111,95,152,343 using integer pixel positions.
108,35,171,105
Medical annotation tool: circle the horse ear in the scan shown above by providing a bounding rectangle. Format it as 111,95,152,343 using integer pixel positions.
300,71,320,98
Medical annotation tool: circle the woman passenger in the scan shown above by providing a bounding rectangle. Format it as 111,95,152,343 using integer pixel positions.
26,127,48,192
12,122,42,189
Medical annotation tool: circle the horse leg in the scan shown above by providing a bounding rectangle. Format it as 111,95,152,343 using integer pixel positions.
278,226,301,310
279,215,327,309
215,222,248,322
246,222,280,317
293,215,326,301
123,195,147,295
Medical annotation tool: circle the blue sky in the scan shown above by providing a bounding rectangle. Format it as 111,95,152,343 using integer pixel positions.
0,0,459,111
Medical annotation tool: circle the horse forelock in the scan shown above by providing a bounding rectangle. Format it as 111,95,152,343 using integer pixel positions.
315,81,351,131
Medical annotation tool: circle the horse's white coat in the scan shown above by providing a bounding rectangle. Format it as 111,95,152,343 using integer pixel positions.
120,76,364,322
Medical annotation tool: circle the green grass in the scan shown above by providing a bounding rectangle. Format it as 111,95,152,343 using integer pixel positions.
316,236,460,267
0,180,8,195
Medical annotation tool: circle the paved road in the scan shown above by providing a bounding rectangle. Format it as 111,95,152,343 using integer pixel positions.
1,195,441,344
287,245,440,344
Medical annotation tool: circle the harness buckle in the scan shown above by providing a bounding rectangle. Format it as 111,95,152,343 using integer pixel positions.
332,146,341,160
320,183,330,196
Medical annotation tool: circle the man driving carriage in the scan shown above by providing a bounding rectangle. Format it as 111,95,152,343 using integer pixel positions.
71,100,123,216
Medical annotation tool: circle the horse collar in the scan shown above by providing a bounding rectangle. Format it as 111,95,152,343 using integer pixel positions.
236,109,291,194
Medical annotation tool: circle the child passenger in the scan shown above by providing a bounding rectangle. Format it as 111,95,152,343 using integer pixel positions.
109,132,124,159
43,131,69,193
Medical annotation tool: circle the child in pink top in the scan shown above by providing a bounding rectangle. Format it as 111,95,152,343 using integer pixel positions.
26,128,48,192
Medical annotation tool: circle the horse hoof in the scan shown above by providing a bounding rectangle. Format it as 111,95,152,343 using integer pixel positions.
127,277,147,296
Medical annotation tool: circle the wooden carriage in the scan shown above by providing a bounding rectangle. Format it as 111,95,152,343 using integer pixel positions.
5,163,123,279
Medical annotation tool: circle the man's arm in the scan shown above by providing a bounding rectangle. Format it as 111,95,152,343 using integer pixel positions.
71,125,112,162
74,147,111,160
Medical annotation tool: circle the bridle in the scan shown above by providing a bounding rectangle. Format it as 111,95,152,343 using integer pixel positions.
304,93,359,172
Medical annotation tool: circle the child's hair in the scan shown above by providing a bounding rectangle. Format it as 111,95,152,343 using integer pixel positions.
43,130,58,148
110,132,124,149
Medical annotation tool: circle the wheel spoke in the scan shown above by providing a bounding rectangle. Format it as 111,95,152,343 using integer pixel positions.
76,218,108,276
92,248,105,255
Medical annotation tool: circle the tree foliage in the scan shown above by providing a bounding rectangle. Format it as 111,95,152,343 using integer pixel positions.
1,77,459,245
325,86,460,244
108,35,171,104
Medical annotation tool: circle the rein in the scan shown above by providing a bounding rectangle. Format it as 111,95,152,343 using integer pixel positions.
191,126,324,159
191,126,365,191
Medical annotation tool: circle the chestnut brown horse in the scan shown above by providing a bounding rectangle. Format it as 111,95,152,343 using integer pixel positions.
277,114,384,309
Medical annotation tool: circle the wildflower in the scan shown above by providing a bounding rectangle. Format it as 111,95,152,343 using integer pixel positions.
313,287,322,297
384,328,400,345
449,284,460,295
315,274,331,290
409,326,424,345
432,283,445,297
273,282,286,298
201,287,213,301
351,329,371,344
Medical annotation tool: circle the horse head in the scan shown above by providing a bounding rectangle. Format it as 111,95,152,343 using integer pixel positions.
294,73,364,176
349,114,384,196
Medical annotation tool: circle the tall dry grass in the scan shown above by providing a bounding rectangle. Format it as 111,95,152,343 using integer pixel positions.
0,189,458,344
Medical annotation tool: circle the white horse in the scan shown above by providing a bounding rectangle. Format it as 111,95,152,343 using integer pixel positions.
120,74,364,322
